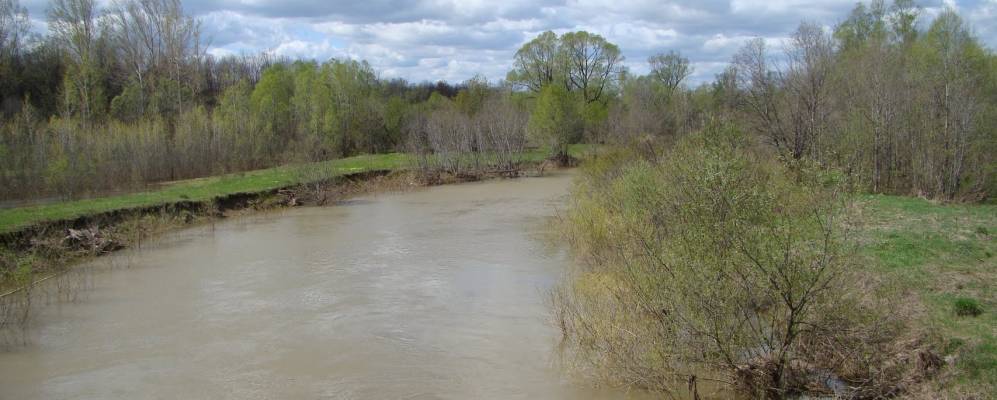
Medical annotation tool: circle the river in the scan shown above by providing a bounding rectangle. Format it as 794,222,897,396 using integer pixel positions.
0,171,650,399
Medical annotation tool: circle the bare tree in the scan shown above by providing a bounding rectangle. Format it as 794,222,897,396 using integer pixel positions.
0,0,29,58
106,0,204,116
733,38,790,155
783,22,837,160
474,93,527,170
48,0,104,121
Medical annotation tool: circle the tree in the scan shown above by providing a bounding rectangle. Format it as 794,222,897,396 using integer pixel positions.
454,74,489,116
507,31,560,93
783,22,837,160
529,84,581,160
560,31,624,103
648,50,692,96
0,0,28,58
251,64,294,154
915,10,990,198
0,0,30,116
48,0,105,122
106,0,203,119
509,30,623,104
323,58,382,155
554,123,864,398
733,38,789,155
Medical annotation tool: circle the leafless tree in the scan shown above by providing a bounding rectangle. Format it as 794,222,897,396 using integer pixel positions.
106,0,204,115
474,94,528,170
0,0,28,58
733,38,790,155
784,22,837,160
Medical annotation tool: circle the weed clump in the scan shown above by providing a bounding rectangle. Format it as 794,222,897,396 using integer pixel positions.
954,297,983,317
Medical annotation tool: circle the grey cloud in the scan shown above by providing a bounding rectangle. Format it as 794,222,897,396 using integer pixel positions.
11,0,997,83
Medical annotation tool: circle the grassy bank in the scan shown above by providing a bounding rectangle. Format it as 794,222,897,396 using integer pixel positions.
0,145,596,297
0,153,409,235
858,194,996,395
0,145,593,235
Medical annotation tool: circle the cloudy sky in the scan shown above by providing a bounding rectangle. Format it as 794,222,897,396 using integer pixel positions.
20,0,997,84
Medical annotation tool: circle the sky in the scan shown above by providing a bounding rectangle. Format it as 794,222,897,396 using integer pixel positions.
19,0,997,84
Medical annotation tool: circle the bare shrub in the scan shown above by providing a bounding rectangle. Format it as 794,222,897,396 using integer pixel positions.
406,92,530,181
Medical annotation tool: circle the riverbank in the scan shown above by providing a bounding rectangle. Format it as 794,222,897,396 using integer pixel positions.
0,146,593,293
550,135,995,398
856,194,996,397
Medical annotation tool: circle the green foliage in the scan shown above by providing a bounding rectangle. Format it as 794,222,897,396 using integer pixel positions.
529,84,581,157
383,95,408,149
61,61,106,121
290,61,337,158
509,30,623,104
954,297,983,317
454,75,488,116
553,123,897,396
251,64,295,139
147,77,194,118
0,145,592,233
109,79,144,122
507,31,560,92
0,251,35,285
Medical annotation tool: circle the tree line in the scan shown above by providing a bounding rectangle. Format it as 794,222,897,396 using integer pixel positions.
0,0,504,200
502,1,994,201
720,1,995,200
1,0,994,202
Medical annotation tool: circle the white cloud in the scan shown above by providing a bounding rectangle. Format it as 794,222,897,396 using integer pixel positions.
18,0,997,84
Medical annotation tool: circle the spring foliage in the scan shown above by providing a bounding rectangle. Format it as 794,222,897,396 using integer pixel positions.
554,122,921,397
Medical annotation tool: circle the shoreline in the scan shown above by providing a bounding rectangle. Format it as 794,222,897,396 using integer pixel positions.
0,162,569,295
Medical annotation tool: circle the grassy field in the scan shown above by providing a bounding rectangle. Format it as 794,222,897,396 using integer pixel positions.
0,146,595,234
858,194,996,393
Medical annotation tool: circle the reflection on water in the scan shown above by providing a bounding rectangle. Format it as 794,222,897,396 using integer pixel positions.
0,171,652,400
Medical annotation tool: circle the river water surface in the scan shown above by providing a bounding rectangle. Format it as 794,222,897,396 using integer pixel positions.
0,171,648,399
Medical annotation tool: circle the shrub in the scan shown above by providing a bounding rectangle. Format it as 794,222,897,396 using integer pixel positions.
553,121,918,398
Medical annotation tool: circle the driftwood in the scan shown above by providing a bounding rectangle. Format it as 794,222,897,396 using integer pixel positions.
276,189,299,207
64,226,121,254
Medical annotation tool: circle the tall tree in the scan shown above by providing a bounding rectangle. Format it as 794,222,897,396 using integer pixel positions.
917,10,990,198
648,50,692,96
733,38,789,155
106,0,203,118
48,0,104,121
783,21,837,160
529,84,581,159
0,0,30,115
560,31,623,104
507,31,560,93
0,0,28,58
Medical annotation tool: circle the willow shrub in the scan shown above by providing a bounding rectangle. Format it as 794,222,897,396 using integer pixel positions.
553,122,918,398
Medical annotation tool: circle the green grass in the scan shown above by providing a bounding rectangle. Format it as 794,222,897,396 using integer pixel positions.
0,153,411,234
858,194,997,391
0,145,596,234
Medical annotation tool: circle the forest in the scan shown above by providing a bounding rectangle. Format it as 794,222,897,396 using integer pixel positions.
1,0,995,397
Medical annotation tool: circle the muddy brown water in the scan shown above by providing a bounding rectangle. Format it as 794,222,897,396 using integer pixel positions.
0,171,652,400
